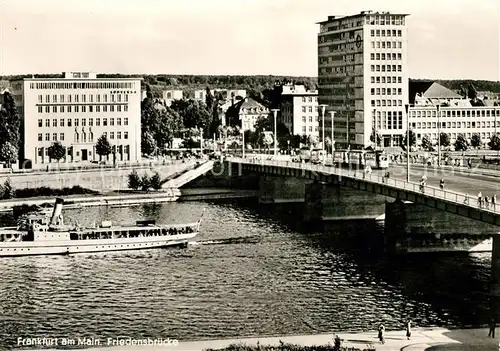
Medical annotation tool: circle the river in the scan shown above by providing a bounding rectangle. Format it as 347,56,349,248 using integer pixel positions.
0,198,492,349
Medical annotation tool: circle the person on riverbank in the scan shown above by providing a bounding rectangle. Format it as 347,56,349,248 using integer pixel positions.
489,317,496,338
406,320,412,340
378,324,385,344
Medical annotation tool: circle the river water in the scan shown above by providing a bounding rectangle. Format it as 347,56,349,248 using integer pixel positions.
0,198,492,349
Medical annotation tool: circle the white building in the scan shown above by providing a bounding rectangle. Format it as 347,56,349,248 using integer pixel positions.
408,82,500,146
317,11,409,149
162,89,183,106
11,72,142,168
279,84,319,137
194,89,246,102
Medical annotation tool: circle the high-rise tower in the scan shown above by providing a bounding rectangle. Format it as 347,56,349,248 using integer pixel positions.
317,11,409,149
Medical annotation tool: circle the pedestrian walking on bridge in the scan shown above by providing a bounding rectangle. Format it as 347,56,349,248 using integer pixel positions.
440,179,445,190
485,196,490,209
489,316,496,338
493,194,497,210
478,192,483,208
378,324,385,344
406,319,412,340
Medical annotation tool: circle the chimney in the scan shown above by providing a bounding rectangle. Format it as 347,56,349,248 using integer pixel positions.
50,198,64,226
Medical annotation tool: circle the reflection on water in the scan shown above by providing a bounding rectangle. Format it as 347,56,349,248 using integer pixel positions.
0,199,493,349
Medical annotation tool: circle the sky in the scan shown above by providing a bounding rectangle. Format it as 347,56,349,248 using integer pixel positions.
0,0,499,80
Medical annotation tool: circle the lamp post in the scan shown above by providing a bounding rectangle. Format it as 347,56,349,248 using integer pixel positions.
329,111,336,165
319,104,327,151
271,109,279,156
405,104,410,182
241,129,245,158
437,105,441,166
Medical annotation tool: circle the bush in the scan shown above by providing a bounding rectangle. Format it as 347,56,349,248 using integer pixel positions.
2,178,14,199
14,186,97,199
128,170,141,190
141,174,151,191
150,172,162,190
204,343,371,351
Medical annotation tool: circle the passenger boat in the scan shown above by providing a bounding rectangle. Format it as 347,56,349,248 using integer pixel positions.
0,198,203,257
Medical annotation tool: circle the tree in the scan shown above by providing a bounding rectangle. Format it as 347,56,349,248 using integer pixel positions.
454,134,469,151
128,170,141,190
2,178,14,199
421,134,433,151
141,131,156,156
95,134,112,161
307,134,318,148
324,136,333,153
0,92,21,164
439,132,451,147
47,142,66,162
142,97,183,150
150,172,162,190
471,133,482,148
369,128,382,147
0,141,18,167
170,99,212,136
402,129,416,150
489,134,500,151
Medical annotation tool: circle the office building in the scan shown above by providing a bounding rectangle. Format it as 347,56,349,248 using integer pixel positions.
317,11,409,149
10,72,142,167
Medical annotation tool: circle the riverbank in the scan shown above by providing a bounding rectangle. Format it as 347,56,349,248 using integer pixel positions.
38,327,499,351
0,188,258,211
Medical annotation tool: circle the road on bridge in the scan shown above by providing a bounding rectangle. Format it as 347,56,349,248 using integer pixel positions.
381,163,500,202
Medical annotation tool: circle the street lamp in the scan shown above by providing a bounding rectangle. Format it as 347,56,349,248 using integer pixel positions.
271,109,279,156
437,104,441,166
319,104,328,151
405,104,410,182
329,110,336,165
241,129,245,158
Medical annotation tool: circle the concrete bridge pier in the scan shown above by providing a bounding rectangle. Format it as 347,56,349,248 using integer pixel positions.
258,175,308,203
303,181,387,222
384,200,497,253
490,237,500,319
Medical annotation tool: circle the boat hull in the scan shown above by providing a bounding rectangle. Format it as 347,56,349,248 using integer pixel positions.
0,232,198,257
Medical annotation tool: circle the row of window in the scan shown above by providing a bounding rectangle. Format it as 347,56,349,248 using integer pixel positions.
37,117,129,128
38,93,130,104
371,100,404,107
413,121,500,129
37,145,131,157
371,88,403,96
302,106,319,113
302,126,319,133
416,132,493,140
321,14,405,33
301,97,318,103
37,131,129,142
30,82,136,90
370,53,402,61
371,41,403,49
370,64,403,72
371,76,403,84
410,109,500,118
37,105,129,114
373,115,403,130
301,116,319,123
370,29,402,37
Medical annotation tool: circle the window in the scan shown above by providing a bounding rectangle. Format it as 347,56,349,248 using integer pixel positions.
60,119,64,127
68,95,72,103
96,118,101,126
60,133,64,141
75,95,79,103
103,132,107,138
110,118,114,126
110,105,114,112
53,133,57,141
89,118,93,126
45,119,50,127
38,119,43,127
45,133,50,141
82,106,86,113
97,95,100,103
68,119,72,127
38,133,42,141
89,106,93,112
82,94,86,103
38,106,43,113
52,119,57,127
124,131,128,139
82,119,86,127
302,106,306,113
90,94,93,103
45,95,50,103
53,95,57,103
110,132,114,139
75,119,79,127
117,118,122,126
38,95,43,103
124,105,128,112
67,106,72,113
103,94,107,103
117,132,121,139
103,105,108,112
45,106,50,113
75,106,79,113
124,118,129,126
117,105,122,112
103,118,108,126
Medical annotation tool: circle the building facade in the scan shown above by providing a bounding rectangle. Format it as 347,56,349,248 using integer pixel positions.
11,72,142,168
225,97,269,131
317,11,409,149
194,89,247,102
279,84,319,137
162,89,183,106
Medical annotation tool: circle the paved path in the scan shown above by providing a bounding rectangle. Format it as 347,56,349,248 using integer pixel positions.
40,328,500,351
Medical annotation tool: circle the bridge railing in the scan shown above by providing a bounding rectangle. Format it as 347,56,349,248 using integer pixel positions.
227,157,497,215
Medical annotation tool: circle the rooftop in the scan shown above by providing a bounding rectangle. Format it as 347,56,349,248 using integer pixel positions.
317,11,409,24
